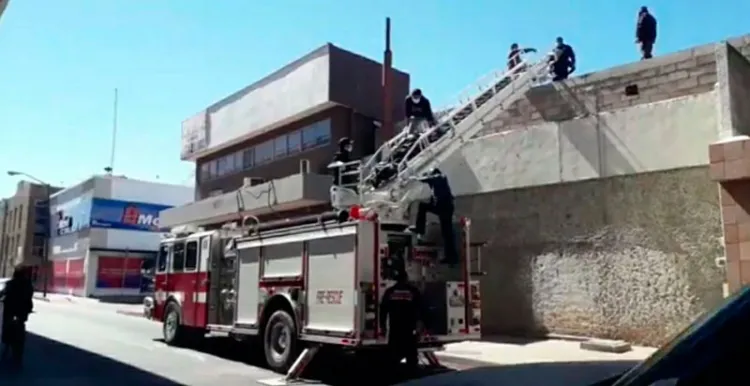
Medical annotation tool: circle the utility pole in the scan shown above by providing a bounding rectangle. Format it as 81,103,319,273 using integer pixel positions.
382,17,394,141
108,88,119,175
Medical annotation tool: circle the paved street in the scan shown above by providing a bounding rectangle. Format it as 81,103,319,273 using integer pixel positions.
0,299,465,385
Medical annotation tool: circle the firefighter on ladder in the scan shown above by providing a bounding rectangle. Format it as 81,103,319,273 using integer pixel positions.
379,267,424,372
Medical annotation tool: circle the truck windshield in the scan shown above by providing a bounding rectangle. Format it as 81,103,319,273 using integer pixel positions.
157,245,169,272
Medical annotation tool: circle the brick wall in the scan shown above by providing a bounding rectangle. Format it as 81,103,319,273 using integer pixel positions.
480,34,750,136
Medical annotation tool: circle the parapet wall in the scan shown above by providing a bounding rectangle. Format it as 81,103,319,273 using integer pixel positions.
480,35,750,136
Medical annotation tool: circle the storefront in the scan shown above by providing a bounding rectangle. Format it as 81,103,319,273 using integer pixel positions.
46,175,193,298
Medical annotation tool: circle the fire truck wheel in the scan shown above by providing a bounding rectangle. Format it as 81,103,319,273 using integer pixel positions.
263,310,299,373
163,302,186,346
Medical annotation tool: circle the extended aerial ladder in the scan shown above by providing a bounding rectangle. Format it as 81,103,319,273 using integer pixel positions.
330,52,552,222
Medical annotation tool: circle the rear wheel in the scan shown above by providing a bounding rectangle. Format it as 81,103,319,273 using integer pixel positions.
263,310,300,374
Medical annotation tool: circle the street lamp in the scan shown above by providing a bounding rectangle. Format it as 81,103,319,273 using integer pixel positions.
7,170,51,297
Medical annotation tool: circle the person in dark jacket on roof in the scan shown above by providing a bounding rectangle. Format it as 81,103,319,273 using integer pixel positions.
408,168,458,265
380,267,423,371
636,6,657,60
404,89,437,130
508,43,537,73
329,137,355,187
551,37,576,81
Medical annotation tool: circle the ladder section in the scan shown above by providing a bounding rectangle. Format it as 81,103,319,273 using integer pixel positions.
358,54,551,214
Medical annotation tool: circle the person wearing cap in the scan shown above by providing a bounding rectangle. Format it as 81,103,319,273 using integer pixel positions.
636,6,657,60
404,89,436,133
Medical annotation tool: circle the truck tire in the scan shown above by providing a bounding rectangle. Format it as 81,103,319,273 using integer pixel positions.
263,310,299,374
162,302,186,346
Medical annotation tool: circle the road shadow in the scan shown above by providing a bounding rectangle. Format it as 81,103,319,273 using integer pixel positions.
153,337,455,385
396,360,639,386
0,332,184,386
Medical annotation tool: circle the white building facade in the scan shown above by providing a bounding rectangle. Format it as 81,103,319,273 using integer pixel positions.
46,175,193,297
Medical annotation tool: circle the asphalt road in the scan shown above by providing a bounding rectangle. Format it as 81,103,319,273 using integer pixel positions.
0,300,462,385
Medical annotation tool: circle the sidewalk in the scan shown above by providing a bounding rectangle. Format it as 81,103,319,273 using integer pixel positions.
33,292,144,317
435,336,656,367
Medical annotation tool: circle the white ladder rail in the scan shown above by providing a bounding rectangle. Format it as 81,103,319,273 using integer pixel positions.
395,57,549,184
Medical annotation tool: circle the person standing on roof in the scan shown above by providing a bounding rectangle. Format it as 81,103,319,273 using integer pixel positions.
380,267,424,372
636,6,657,60
408,168,458,265
508,43,537,74
404,89,437,134
551,37,576,81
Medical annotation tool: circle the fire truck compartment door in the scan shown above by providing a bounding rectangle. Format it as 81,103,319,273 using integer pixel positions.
262,242,304,280
305,234,357,333
236,247,260,325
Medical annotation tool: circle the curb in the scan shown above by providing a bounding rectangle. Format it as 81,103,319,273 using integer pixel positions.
33,296,51,303
434,353,496,369
116,309,149,319
579,339,632,354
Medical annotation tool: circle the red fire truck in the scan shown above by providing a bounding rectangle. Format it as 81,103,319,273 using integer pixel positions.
153,208,482,377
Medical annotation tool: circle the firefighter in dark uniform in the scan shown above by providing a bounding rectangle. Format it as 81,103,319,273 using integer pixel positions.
636,6,657,60
379,268,423,371
330,137,354,186
404,89,437,129
408,168,459,265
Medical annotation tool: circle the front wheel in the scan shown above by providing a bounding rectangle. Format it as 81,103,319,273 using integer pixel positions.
162,302,186,346
263,310,300,374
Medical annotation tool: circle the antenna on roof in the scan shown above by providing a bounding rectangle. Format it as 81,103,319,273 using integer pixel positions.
107,88,119,175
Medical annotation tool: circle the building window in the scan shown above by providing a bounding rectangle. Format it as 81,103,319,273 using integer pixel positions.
288,130,301,155
302,119,331,150
216,156,229,176
16,205,23,229
200,162,210,181
255,141,274,165
242,148,254,169
274,135,288,158
209,160,218,179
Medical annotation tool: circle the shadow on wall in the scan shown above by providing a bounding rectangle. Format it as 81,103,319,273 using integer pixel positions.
457,166,725,346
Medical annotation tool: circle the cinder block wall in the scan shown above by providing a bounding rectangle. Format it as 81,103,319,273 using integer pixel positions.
454,35,750,346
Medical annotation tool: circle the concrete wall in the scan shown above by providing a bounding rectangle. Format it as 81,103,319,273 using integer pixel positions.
442,39,750,345
181,43,410,161
716,43,750,138
443,92,719,195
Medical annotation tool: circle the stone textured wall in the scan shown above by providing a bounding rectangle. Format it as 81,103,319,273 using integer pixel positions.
458,166,724,346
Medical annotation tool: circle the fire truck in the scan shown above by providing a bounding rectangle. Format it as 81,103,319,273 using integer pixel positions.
154,50,549,381
154,210,483,375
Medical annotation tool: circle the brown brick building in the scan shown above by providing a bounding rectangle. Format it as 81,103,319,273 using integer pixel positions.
0,181,62,277
162,43,410,228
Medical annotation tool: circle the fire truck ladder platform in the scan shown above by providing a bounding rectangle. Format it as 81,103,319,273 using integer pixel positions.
357,52,551,216
258,345,444,385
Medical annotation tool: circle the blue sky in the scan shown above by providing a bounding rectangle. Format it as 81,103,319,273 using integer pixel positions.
1,0,748,197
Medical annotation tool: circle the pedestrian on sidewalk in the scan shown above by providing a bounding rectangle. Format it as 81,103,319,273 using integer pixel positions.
1,266,34,368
